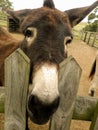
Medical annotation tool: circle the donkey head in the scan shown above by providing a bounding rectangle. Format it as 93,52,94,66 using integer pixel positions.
8,0,98,124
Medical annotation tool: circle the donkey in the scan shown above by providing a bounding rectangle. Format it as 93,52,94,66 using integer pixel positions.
89,51,98,96
0,27,21,86
0,0,98,126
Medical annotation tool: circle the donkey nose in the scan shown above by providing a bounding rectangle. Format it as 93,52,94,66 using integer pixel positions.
28,94,60,113
27,94,60,124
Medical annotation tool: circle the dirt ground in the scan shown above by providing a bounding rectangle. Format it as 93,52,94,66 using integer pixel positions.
0,34,98,130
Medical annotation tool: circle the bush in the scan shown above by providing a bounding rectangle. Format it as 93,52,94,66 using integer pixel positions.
84,21,98,32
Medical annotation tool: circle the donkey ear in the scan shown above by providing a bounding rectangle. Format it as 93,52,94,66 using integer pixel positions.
43,0,55,9
7,9,32,24
65,1,98,27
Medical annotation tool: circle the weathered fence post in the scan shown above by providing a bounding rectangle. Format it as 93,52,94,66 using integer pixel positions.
49,56,82,130
87,33,92,45
4,49,30,130
90,101,98,130
81,31,98,47
83,31,88,42
92,33,97,47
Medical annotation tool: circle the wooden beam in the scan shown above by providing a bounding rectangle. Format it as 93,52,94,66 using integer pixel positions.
49,56,82,130
4,48,30,130
73,96,98,121
90,101,98,130
1,89,98,122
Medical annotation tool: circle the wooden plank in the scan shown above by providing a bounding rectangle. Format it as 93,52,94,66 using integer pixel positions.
92,33,97,47
81,31,98,48
49,56,82,130
83,32,88,42
87,33,92,45
4,48,30,130
90,101,98,130
73,96,98,121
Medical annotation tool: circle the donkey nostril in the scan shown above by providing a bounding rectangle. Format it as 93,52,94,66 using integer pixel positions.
29,95,37,104
28,95,38,112
28,94,60,115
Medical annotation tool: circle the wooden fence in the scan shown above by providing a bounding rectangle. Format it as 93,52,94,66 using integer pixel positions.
0,48,98,130
81,31,98,48
4,49,30,130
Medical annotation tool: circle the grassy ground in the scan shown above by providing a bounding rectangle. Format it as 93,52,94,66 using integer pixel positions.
0,12,7,27
73,22,98,46
0,20,7,27
74,22,87,31
73,22,87,39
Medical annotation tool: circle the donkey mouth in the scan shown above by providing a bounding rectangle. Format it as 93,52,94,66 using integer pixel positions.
27,104,58,125
27,107,52,124
27,95,60,124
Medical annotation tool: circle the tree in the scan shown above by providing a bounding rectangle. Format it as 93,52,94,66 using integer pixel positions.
0,0,13,11
88,13,96,23
84,7,98,32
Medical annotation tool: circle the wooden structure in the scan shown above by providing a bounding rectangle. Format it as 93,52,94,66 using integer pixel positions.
0,49,98,129
7,16,20,32
81,31,98,48
1,91,98,130
49,56,82,130
4,49,30,130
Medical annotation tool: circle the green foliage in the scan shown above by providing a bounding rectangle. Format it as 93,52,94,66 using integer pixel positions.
84,21,98,32
84,7,98,32
0,0,13,11
88,13,96,23
72,22,87,39
0,10,7,27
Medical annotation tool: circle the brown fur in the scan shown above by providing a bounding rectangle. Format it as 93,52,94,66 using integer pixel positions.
0,27,21,86
21,7,71,31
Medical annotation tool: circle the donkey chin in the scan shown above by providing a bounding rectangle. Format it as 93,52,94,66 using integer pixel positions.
27,63,60,124
27,95,60,124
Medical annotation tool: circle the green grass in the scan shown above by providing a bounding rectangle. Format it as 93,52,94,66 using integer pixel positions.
0,12,7,27
74,22,87,31
0,20,7,27
73,22,87,39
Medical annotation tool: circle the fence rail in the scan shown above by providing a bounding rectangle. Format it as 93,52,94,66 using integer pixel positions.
1,88,98,130
0,91,98,121
81,31,98,48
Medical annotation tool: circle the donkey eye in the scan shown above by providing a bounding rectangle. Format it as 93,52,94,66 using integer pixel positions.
24,27,37,46
25,29,33,37
64,36,73,45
